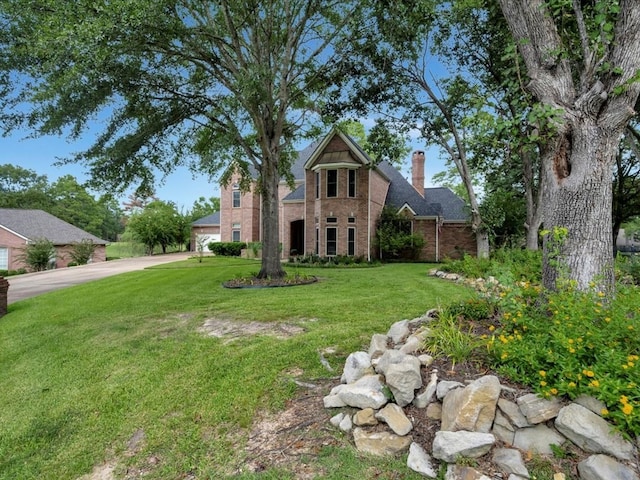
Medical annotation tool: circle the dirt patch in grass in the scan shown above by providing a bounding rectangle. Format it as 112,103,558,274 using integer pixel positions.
237,379,341,478
199,318,307,342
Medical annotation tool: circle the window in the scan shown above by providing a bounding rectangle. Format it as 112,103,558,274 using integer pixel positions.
326,227,337,256
232,229,241,242
348,227,356,256
0,247,7,270
315,227,319,255
348,169,356,197
232,190,241,208
315,171,320,199
327,169,337,197
348,217,356,223
326,217,337,223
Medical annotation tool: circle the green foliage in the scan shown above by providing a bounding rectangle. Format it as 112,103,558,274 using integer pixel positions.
0,268,26,277
375,207,425,260
423,310,484,369
189,196,220,222
127,200,183,254
208,242,247,257
617,254,640,285
445,297,497,322
488,282,640,438
18,238,55,272
289,254,376,268
67,239,98,266
441,248,542,284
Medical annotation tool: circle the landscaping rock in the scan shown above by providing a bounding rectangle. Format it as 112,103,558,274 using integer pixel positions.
352,428,412,456
498,398,531,429
432,431,495,462
426,402,442,420
577,454,640,480
407,442,437,478
436,380,464,400
376,351,422,407
574,395,607,416
375,403,413,436
339,414,353,432
555,403,635,460
517,393,563,424
513,424,566,455
353,408,378,427
418,354,434,366
399,335,422,355
368,334,388,360
492,448,529,479
336,375,389,409
441,375,501,433
387,320,410,344
413,370,438,408
341,351,372,384
492,410,516,445
445,464,492,480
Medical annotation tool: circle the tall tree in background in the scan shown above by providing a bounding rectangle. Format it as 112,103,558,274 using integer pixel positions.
0,0,356,279
498,0,640,291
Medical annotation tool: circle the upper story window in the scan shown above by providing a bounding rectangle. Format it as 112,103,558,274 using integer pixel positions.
315,171,320,199
348,169,356,198
232,190,241,208
327,169,337,198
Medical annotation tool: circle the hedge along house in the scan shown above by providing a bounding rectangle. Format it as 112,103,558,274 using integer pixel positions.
0,209,108,271
219,129,476,261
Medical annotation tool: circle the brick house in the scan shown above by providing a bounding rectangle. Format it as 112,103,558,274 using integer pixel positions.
219,129,476,261
190,212,221,252
0,208,108,271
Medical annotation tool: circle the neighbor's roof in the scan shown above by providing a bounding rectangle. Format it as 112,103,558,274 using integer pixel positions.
0,209,108,244
192,211,220,226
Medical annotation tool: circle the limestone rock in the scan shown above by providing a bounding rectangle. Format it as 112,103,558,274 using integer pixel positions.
418,354,434,367
341,351,372,384
399,335,422,355
426,402,442,420
414,371,438,408
574,395,607,416
492,410,515,445
387,319,410,344
339,414,353,432
513,424,565,455
330,412,345,427
352,427,412,456
445,464,492,480
323,392,347,408
407,442,437,478
555,403,634,460
436,380,464,400
353,408,378,427
369,334,388,360
492,448,529,479
375,403,413,436
577,454,640,480
498,398,531,428
376,350,422,407
517,393,562,424
337,374,389,409
441,375,501,433
432,431,495,462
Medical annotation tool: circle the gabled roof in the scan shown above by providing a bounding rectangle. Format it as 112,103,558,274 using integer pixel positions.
377,161,441,217
303,129,372,170
0,209,108,245
192,211,220,226
424,187,469,221
283,184,305,202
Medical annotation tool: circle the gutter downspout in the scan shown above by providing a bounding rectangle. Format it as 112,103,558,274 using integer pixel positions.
435,216,440,262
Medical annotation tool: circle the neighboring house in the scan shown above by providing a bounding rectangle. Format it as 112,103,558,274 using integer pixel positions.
219,129,476,261
190,212,221,252
0,209,108,271
617,228,640,253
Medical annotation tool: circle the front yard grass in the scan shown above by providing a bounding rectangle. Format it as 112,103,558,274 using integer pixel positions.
0,257,472,479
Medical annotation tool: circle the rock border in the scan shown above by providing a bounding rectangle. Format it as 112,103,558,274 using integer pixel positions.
323,313,640,480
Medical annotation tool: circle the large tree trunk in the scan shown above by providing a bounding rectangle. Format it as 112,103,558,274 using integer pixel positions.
257,156,286,279
522,148,543,250
541,122,618,291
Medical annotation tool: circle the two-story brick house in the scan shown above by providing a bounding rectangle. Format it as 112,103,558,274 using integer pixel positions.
219,129,476,261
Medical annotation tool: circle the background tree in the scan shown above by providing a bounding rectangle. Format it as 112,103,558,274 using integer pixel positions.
0,164,51,210
613,123,640,252
127,201,182,255
0,0,357,280
498,0,640,291
188,196,220,222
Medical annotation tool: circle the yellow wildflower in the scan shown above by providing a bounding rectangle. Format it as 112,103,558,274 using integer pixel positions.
550,388,558,395
540,381,547,387
589,380,600,388
568,339,574,344
601,408,609,416
620,395,629,404
539,370,546,377
583,369,595,378
604,317,611,323
501,352,508,360
489,325,495,331
568,382,576,388
569,347,576,354
622,403,633,416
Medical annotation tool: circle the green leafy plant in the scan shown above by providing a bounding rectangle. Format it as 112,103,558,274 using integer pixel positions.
207,241,247,256
68,239,98,265
488,281,640,439
18,238,55,271
423,310,484,369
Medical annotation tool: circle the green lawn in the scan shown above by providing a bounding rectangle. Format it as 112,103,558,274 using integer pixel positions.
0,257,472,479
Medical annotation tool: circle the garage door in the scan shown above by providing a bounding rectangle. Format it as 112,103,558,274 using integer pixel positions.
0,248,7,270
196,234,220,252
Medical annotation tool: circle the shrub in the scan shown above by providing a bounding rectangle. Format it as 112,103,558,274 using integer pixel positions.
488,282,640,439
441,248,541,284
289,254,378,268
19,238,56,271
208,241,247,256
617,254,640,284
445,297,498,322
423,310,484,369
68,239,98,265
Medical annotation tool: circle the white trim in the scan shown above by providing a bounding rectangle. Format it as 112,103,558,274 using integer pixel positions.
326,226,337,256
0,224,29,242
311,162,359,171
348,226,356,256
397,203,417,216
348,169,357,198
326,168,338,198
367,169,371,262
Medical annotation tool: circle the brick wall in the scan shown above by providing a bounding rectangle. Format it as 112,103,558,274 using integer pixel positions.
220,173,261,242
0,228,27,271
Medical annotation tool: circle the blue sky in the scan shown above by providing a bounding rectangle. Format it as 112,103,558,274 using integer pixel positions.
2,124,446,211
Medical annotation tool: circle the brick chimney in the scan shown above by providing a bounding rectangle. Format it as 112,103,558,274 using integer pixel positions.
412,150,425,197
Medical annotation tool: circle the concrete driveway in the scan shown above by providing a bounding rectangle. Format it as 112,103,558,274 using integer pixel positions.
7,252,193,304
